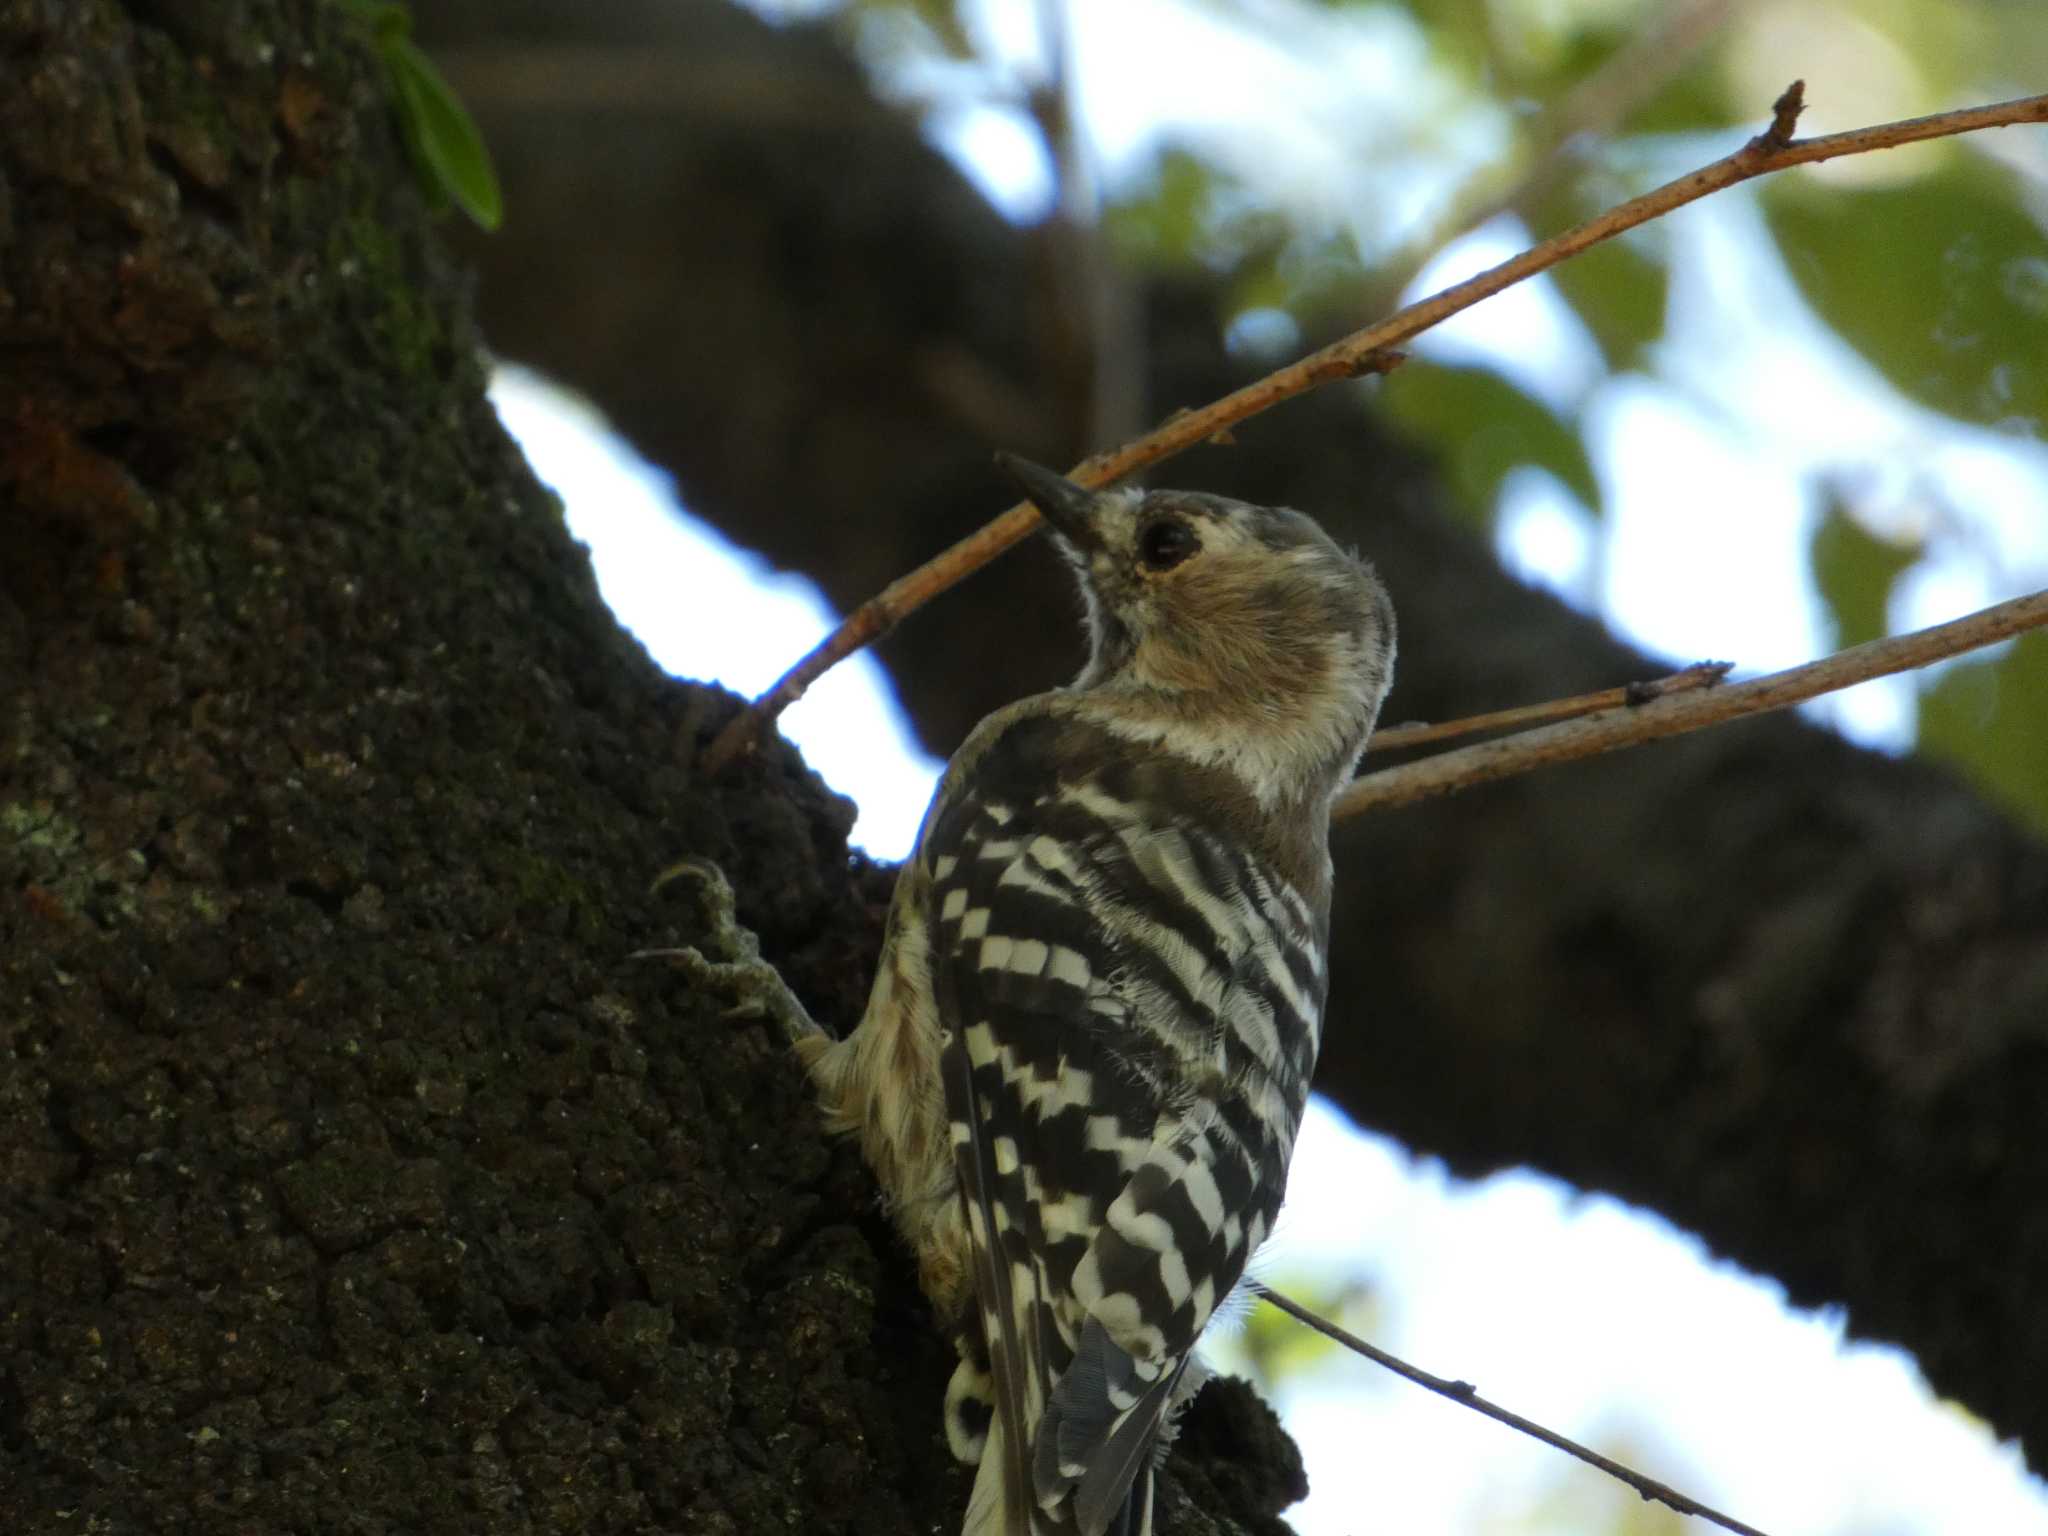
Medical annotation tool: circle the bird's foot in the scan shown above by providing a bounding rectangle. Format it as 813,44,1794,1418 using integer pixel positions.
637,857,825,1049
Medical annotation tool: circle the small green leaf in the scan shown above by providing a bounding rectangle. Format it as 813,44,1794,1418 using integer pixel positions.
387,37,503,231
1550,235,1668,373
1764,161,2048,434
1530,178,1668,372
1809,498,1919,649
1917,632,2048,835
1378,362,1600,529
342,0,411,46
1104,150,1219,270
1380,0,1492,79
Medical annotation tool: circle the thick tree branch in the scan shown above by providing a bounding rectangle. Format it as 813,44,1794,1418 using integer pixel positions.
704,86,2048,769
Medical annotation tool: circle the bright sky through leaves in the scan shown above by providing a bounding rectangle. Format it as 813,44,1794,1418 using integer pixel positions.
489,369,944,856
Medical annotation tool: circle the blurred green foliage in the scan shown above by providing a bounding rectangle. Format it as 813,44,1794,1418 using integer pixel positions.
1765,161,2048,433
1810,497,1921,649
1211,1272,1385,1391
1548,234,1668,374
1507,1431,1696,1536
1103,150,1240,271
1380,361,1602,524
1920,633,2048,832
345,1,503,230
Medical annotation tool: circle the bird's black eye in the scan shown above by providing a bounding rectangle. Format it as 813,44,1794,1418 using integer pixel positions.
1138,517,1199,572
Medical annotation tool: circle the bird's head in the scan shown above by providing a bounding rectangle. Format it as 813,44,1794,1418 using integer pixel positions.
998,453,1397,806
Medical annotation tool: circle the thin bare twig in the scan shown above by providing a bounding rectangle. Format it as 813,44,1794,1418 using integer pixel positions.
1252,1283,1774,1536
1367,661,1731,755
1337,588,2048,818
703,87,2048,772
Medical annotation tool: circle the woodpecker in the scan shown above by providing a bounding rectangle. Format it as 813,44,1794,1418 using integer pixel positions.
661,456,1395,1536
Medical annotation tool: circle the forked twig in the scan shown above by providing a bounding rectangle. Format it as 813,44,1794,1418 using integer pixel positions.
1336,588,2048,819
1252,1283,1774,1536
1366,661,1731,755
702,85,2048,771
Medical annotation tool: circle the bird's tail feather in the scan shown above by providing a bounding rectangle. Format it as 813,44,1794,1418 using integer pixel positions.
961,1416,1082,1536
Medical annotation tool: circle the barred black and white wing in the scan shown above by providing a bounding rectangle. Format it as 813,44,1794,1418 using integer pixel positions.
923,711,1331,1536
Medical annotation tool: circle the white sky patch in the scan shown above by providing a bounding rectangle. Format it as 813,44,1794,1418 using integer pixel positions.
1891,557,2019,691
1663,191,2048,576
489,367,942,859
1896,556,1999,635
924,100,1055,223
959,0,1047,72
733,0,833,21
1663,193,1934,456
1068,0,1414,176
1589,376,1823,670
1496,466,1598,604
1223,305,1304,364
1245,1098,2048,1536
1023,0,1500,262
1811,673,1916,753
1925,434,2048,576
1403,218,1607,413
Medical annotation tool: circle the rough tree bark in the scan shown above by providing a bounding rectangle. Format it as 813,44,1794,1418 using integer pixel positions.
422,0,2048,1482
0,3,1298,1532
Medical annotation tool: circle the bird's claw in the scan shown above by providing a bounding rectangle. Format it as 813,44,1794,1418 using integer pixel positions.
637,858,825,1047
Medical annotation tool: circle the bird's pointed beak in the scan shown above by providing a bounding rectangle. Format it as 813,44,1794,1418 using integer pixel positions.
996,453,1104,551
